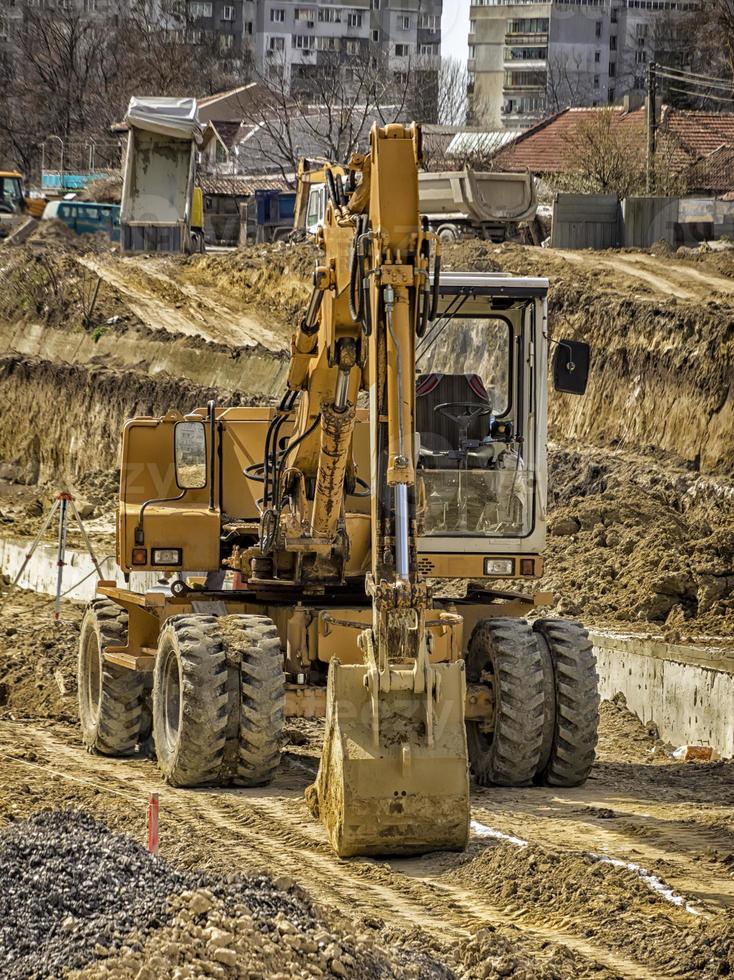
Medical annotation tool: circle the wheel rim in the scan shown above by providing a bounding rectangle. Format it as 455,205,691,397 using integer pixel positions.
82,628,102,724
160,645,182,757
471,662,496,751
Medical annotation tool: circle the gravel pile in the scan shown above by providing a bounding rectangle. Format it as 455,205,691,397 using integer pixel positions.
0,811,451,979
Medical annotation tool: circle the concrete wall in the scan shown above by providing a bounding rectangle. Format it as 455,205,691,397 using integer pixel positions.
592,630,734,758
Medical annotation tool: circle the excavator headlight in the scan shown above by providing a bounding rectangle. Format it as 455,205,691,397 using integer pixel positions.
484,558,514,576
152,548,182,566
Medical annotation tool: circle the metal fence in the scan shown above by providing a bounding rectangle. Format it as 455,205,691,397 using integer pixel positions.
551,192,734,250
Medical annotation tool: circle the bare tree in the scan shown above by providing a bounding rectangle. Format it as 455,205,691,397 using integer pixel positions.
557,107,645,197
236,49,414,181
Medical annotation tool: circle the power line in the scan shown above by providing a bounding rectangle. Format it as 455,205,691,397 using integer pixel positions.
657,63,734,87
665,84,734,105
656,69,734,93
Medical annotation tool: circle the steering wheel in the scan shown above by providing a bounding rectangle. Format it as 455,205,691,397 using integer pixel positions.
434,401,492,429
0,204,14,214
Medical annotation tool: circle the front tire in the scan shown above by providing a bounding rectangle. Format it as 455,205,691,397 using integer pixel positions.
533,620,599,787
466,618,545,786
78,600,145,756
153,615,230,786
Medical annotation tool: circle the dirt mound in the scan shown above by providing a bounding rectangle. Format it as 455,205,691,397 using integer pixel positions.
1,810,448,980
0,808,453,980
542,446,734,638
180,241,319,328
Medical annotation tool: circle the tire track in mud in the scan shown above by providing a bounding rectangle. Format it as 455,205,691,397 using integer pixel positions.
0,723,683,980
470,798,734,912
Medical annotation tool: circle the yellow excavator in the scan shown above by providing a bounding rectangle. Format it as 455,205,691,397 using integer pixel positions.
78,123,598,856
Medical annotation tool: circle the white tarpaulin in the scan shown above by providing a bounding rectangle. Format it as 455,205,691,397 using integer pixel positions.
126,97,204,146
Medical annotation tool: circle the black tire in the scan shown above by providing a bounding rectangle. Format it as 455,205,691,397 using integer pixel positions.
533,619,599,787
78,599,145,756
231,615,285,787
466,618,545,786
152,614,285,788
153,615,230,787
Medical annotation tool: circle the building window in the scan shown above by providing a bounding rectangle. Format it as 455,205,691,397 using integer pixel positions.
468,44,476,59
420,14,440,31
189,2,212,17
318,7,341,22
222,4,235,20
347,11,362,27
419,43,437,56
609,61,616,76
293,33,315,48
609,87,615,102
346,39,360,54
268,35,285,50
595,20,602,37
295,8,314,21
219,33,233,49
372,29,379,42
398,15,411,30
508,18,549,34
611,7,618,21
270,8,285,22
610,35,616,50
635,49,647,63
595,50,600,62
593,74,599,87
395,43,410,57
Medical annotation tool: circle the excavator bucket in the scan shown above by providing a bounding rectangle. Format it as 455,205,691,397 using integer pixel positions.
306,659,470,858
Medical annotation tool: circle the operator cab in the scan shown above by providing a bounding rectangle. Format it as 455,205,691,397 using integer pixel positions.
417,274,548,551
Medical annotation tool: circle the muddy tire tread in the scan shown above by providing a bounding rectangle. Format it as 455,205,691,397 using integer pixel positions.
233,615,285,787
534,619,599,787
467,617,545,787
153,615,229,787
78,599,144,757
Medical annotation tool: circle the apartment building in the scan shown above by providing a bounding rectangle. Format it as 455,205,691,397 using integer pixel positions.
468,0,700,129
253,1,442,92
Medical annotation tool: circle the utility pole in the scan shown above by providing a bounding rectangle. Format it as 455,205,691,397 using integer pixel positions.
646,62,657,194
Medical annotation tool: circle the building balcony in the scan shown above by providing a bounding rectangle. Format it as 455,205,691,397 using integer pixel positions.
503,58,547,71
504,32,548,43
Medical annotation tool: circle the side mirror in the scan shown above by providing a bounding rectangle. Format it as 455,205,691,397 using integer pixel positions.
174,421,207,489
553,340,590,395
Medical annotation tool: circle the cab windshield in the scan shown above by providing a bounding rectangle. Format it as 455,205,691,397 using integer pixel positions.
0,176,24,212
416,312,531,538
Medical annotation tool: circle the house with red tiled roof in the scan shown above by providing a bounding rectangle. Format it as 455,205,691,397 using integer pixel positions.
491,105,734,195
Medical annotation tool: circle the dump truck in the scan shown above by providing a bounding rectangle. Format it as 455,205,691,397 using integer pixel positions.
78,123,598,857
295,159,537,243
120,97,206,254
0,171,46,240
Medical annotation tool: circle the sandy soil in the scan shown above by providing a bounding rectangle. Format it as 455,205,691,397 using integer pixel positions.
1,592,733,979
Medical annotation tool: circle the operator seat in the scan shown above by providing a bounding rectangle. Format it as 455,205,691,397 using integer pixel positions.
416,373,490,469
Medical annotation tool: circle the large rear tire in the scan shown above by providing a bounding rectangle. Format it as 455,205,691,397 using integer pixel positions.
466,618,545,786
78,600,145,756
533,619,599,787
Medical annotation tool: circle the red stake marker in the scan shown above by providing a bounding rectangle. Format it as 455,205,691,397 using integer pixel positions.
148,793,160,855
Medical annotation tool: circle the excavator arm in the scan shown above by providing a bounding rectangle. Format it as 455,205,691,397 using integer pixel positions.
274,123,469,856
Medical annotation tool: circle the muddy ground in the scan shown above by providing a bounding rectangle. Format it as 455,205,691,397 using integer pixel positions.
0,233,733,976
1,592,734,979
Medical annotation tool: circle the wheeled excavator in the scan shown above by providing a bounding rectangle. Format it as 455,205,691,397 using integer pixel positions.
78,123,599,857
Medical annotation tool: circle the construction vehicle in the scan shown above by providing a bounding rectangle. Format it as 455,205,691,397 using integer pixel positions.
0,171,46,239
78,123,598,857
120,97,206,254
294,158,537,243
